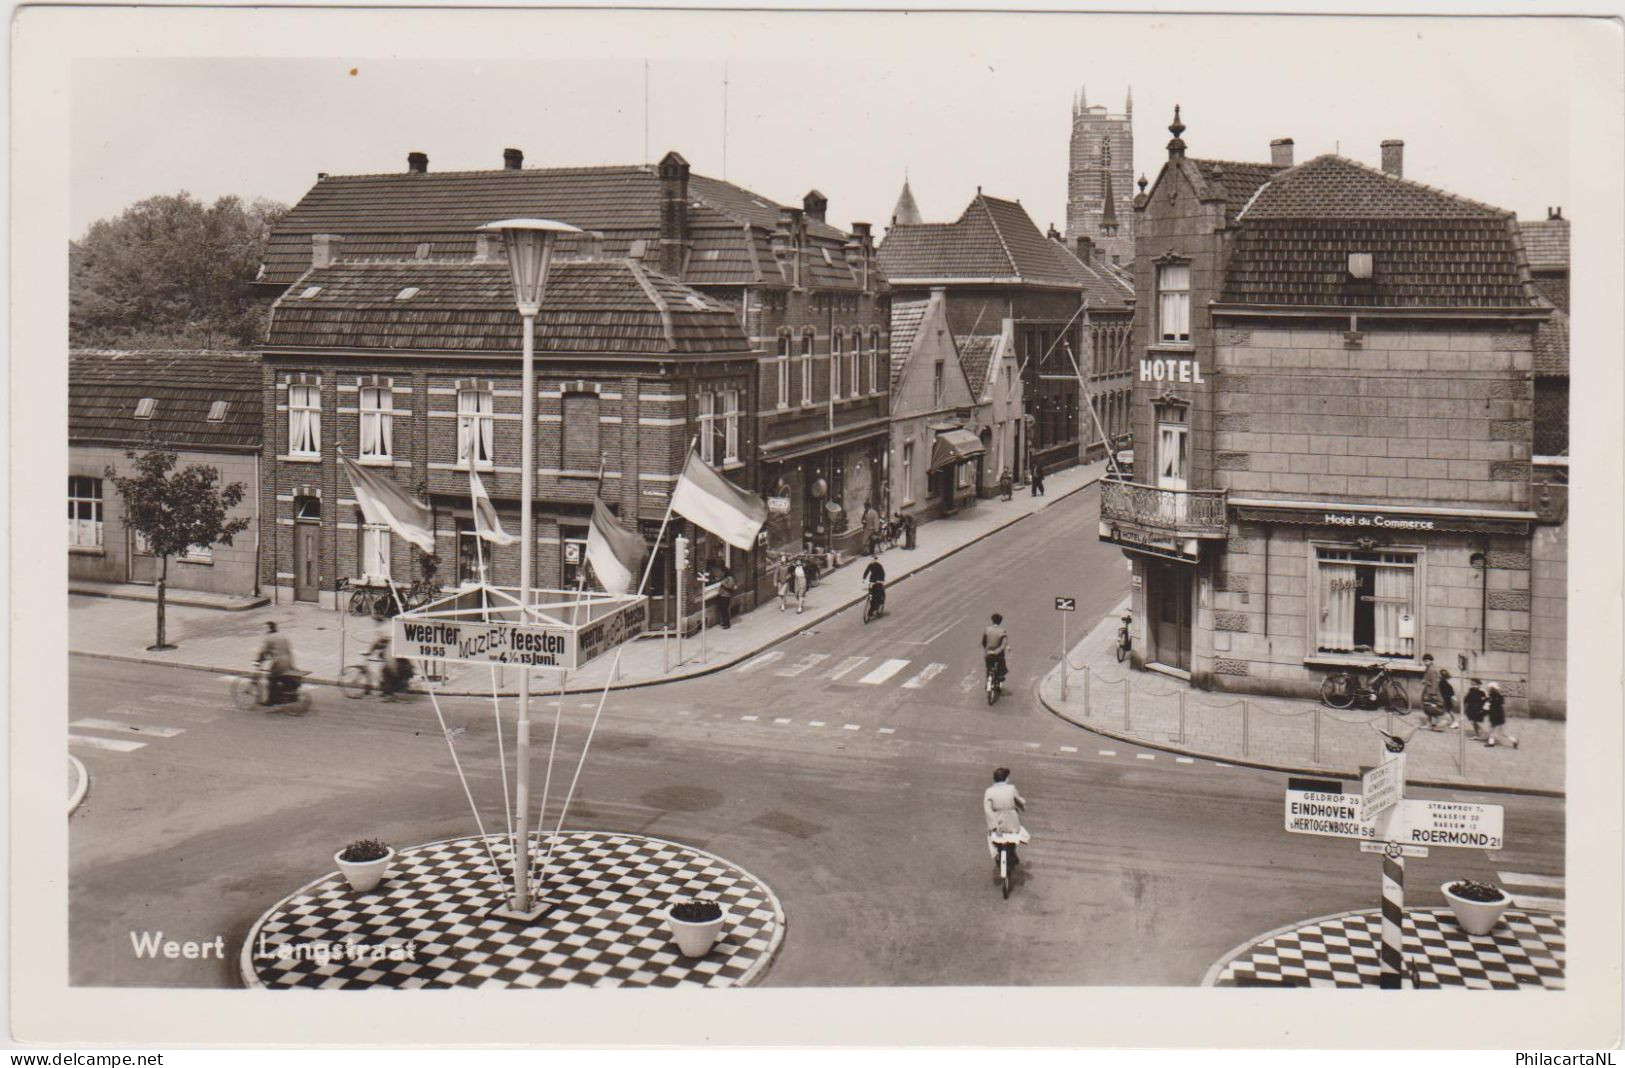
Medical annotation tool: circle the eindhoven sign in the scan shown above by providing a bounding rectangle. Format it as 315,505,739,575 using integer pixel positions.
1284,789,1504,850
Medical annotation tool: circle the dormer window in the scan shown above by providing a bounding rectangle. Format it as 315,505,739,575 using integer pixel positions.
207,401,229,422
1347,253,1374,280
299,286,322,299
134,398,157,420
395,286,420,301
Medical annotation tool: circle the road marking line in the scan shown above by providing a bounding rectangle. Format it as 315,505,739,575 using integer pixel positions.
1098,750,1117,757
958,674,980,693
777,653,831,678
1024,742,1041,749
901,663,947,689
859,659,910,685
1136,753,1155,761
1175,757,1195,764
1216,763,1233,768
70,734,147,752
1060,745,1078,753
1511,893,1565,911
808,720,826,727
842,724,860,731
878,727,896,734
826,656,870,681
737,651,785,674
71,718,184,738
1498,871,1565,890
740,715,759,722
773,717,791,725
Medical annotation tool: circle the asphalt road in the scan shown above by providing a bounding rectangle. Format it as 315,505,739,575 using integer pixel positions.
68,483,1566,987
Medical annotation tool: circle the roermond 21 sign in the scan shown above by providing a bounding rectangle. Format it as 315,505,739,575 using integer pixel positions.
1140,358,1205,383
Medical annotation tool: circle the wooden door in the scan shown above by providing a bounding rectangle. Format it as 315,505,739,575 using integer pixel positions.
294,522,320,602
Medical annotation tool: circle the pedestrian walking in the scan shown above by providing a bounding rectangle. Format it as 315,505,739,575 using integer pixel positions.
1419,653,1441,726
791,557,809,614
1436,668,1459,731
901,510,917,550
861,500,883,556
776,556,793,612
1485,682,1518,748
998,467,1013,501
1463,678,1489,741
1030,465,1046,497
715,568,737,630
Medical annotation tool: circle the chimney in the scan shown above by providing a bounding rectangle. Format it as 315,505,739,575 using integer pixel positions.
1076,236,1095,263
1380,139,1404,178
786,208,804,288
473,232,499,263
1549,206,1564,221
657,150,690,278
581,230,605,260
503,147,523,170
1047,223,1061,241
1270,137,1295,168
407,151,428,174
851,221,873,291
317,172,328,181
312,234,341,269
803,189,828,224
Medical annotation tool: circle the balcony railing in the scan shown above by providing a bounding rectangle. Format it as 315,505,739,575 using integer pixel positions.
1100,478,1227,536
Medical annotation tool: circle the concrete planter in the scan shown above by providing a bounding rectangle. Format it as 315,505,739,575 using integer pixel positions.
663,903,728,958
335,847,394,893
1441,881,1510,935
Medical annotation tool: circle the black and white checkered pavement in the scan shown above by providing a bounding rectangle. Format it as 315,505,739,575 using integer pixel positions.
242,832,784,989
1208,907,1564,989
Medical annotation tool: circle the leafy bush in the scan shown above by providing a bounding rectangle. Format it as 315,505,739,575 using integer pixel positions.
669,899,723,923
1447,879,1506,903
339,839,392,863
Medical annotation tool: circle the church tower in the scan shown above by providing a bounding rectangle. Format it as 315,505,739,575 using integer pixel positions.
1064,86,1135,266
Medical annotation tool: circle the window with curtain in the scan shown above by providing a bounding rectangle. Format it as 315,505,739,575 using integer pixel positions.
359,386,392,461
698,391,717,464
68,476,102,548
288,383,320,455
562,392,600,471
457,389,494,468
801,331,815,405
1315,547,1418,658
1157,263,1191,343
721,389,739,463
359,523,390,582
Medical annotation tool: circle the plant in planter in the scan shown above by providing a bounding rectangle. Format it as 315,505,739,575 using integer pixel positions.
335,838,395,893
663,896,728,958
1441,878,1511,935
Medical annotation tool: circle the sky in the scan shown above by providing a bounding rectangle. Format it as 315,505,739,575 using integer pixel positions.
68,12,1588,238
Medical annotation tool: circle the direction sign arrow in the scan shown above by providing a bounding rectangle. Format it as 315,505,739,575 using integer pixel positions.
1054,597,1077,612
1285,791,1504,850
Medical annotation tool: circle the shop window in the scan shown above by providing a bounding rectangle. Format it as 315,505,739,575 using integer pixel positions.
68,476,102,548
457,389,494,469
288,383,321,456
1315,547,1418,659
359,386,393,461
1157,262,1191,343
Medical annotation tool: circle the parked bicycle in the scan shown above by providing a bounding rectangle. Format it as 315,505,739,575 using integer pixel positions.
1320,662,1411,713
347,584,393,616
1114,612,1133,663
231,667,311,715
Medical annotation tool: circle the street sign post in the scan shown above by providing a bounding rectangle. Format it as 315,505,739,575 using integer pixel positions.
1361,753,1406,819
1054,597,1076,612
1055,596,1076,698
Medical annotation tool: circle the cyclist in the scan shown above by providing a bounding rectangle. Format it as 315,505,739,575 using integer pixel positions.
861,554,886,616
256,621,298,704
368,610,412,698
982,613,1009,689
983,767,1028,870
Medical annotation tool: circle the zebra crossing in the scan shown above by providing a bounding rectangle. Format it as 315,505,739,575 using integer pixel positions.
736,648,958,693
1496,870,1565,912
68,680,230,757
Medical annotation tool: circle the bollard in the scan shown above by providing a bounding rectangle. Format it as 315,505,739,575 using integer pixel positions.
1313,708,1322,765
1242,700,1250,757
1178,691,1186,744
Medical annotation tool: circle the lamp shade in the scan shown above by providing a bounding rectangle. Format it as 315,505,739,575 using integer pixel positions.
477,218,583,315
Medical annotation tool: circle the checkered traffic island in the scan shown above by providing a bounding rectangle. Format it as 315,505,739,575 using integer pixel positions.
241,831,785,989
1206,907,1564,990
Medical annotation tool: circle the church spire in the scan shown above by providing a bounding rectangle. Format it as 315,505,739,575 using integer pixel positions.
890,176,922,228
1100,169,1119,233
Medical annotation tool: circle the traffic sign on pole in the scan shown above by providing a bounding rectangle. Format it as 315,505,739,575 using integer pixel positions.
1054,596,1077,612
1361,754,1406,819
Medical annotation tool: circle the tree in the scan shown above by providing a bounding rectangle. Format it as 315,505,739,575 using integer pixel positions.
106,444,251,650
70,193,287,349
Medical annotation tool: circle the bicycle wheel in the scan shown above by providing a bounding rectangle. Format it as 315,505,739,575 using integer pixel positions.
1116,638,1129,663
999,848,1011,899
1320,672,1357,709
987,673,999,706
230,677,260,710
1384,683,1411,714
339,664,370,699
287,690,312,716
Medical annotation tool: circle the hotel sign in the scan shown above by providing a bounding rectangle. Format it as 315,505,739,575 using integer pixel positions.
1139,358,1205,384
1098,521,1201,563
1232,505,1528,536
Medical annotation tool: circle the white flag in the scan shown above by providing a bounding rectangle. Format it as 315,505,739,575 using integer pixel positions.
469,468,517,546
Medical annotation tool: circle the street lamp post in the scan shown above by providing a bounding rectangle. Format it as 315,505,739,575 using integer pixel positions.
480,218,582,921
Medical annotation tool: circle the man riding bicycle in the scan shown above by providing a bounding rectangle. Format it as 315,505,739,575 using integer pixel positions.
368,611,413,698
256,621,298,704
861,554,886,615
983,767,1028,870
982,613,1009,687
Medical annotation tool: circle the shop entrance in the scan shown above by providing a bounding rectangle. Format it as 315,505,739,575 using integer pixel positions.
1147,559,1192,673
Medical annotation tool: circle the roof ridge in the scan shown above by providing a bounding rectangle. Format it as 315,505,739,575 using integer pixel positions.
624,260,677,349
973,195,1022,281
317,163,653,182
1267,153,1513,218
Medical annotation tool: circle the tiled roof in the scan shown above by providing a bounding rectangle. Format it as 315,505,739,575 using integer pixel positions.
1050,241,1135,308
1533,304,1569,377
877,193,1106,291
1518,218,1570,272
955,333,1000,396
1190,159,1286,223
1219,155,1542,310
889,299,930,389
260,163,861,291
70,350,262,451
266,259,751,357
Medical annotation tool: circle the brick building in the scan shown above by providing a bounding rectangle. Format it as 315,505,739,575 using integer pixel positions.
259,245,757,630
1101,112,1563,716
257,149,889,604
1064,86,1136,268
884,289,988,518
69,351,263,596
878,192,1132,484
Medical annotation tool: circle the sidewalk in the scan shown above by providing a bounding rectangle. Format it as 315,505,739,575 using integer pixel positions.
71,460,1107,697
1037,603,1565,797
69,579,269,611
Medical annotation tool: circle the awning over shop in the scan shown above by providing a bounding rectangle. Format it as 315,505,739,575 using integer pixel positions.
929,428,986,471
